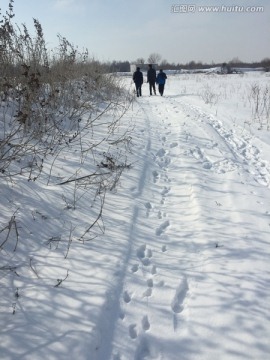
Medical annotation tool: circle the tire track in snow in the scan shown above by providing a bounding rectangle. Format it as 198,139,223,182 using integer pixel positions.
175,99,270,187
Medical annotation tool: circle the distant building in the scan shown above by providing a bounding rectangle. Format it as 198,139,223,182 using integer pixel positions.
130,63,158,73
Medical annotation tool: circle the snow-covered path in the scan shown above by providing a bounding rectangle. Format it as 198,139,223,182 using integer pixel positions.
1,74,270,360
96,81,270,359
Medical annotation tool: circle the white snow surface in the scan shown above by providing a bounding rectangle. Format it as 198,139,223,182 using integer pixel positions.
1,72,270,360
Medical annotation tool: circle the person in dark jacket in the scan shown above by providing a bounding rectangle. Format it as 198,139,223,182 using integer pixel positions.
133,67,143,97
147,64,156,95
156,69,167,96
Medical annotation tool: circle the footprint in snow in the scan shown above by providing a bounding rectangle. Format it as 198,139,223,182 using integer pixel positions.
119,311,125,320
156,148,166,158
123,291,132,303
162,245,167,252
142,257,151,266
142,315,150,331
137,245,153,266
129,324,137,339
161,136,166,143
151,265,157,275
137,244,146,259
158,156,171,169
144,202,152,210
190,147,204,160
143,288,152,298
152,170,159,183
131,264,139,273
156,220,170,236
171,277,189,314
170,142,178,148
202,161,212,170
161,186,170,196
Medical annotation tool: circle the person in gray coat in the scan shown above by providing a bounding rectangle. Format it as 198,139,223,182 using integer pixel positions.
133,67,143,97
147,64,156,95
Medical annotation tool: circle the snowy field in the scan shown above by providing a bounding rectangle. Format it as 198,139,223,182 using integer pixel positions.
1,71,270,360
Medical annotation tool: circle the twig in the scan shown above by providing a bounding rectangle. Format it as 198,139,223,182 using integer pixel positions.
64,224,76,259
13,218,19,252
56,171,111,185
54,270,69,287
0,212,19,251
12,302,17,315
29,257,39,278
0,265,17,271
78,189,105,242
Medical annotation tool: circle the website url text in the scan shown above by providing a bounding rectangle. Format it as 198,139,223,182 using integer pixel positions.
171,4,264,13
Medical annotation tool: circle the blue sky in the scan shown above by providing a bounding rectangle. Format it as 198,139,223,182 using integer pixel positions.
1,0,269,64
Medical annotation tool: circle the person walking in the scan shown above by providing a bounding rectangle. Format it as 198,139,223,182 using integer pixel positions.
133,67,143,97
147,64,156,95
156,69,167,96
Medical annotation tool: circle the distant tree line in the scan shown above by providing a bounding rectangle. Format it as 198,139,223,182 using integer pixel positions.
105,60,130,73
105,55,270,72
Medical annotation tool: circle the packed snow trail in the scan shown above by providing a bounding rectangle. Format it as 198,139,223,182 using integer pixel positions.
95,87,270,360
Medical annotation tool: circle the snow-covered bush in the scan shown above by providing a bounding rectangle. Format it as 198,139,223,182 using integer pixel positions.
0,1,133,255
200,83,220,105
249,83,270,129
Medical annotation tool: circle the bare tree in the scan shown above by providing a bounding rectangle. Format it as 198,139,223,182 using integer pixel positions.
147,53,162,64
160,59,169,68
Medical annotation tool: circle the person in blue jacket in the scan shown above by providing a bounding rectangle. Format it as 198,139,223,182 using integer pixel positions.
156,69,167,96
133,67,143,97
